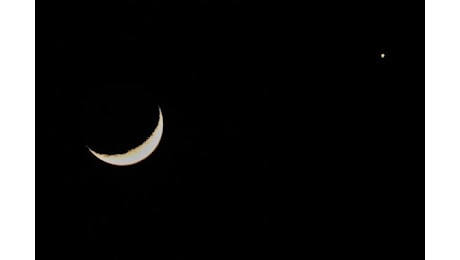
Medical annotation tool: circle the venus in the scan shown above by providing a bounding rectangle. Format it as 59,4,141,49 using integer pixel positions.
87,107,164,166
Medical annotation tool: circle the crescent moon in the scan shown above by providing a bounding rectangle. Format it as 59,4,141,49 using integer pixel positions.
87,107,164,166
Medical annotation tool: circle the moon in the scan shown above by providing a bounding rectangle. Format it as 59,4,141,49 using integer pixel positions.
87,107,164,166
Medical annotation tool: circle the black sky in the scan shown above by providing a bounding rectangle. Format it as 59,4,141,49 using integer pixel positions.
38,1,424,259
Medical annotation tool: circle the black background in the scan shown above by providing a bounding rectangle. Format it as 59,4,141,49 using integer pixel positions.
38,1,424,259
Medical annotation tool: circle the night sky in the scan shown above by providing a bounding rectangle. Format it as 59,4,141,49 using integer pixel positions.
39,1,424,259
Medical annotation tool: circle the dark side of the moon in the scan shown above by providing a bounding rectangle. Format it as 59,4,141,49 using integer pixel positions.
82,86,161,155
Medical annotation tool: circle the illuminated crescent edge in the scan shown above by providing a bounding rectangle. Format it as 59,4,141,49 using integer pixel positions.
87,107,163,166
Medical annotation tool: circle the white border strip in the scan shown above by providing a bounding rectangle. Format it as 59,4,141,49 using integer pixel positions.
0,0,35,259
426,0,460,259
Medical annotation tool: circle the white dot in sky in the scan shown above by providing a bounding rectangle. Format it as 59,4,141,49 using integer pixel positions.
381,53,385,58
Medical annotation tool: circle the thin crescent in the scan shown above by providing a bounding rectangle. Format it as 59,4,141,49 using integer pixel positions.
87,107,164,166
